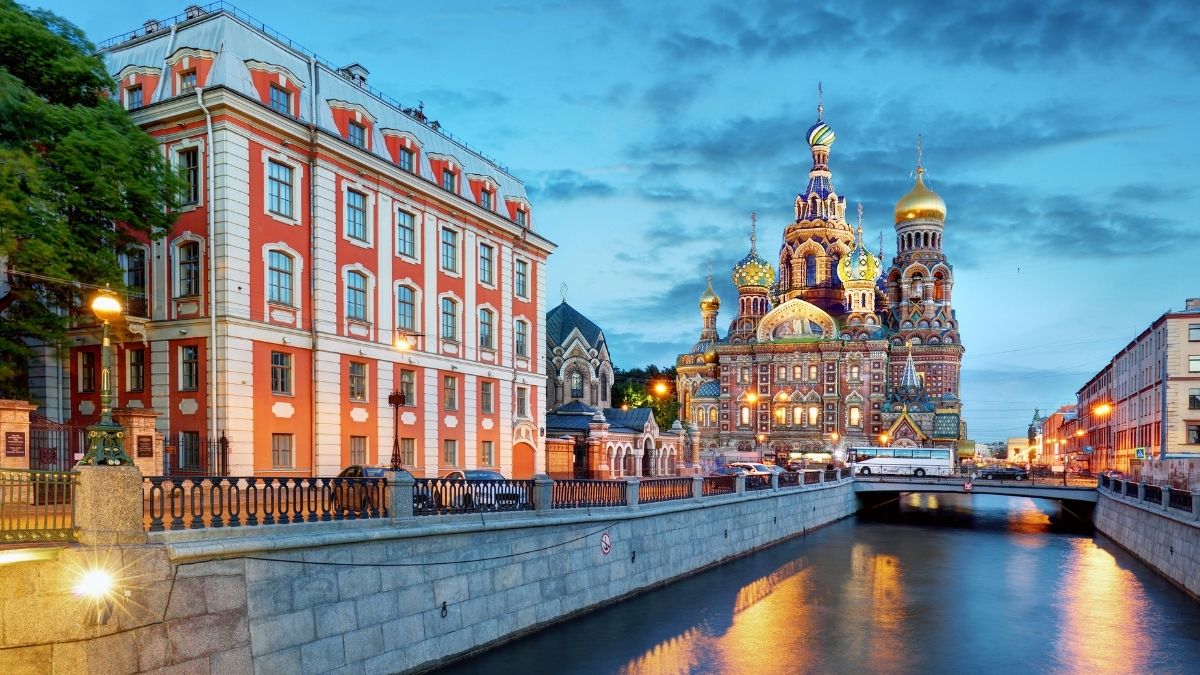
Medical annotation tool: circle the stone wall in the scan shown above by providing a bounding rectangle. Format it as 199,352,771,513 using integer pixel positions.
1093,487,1200,599
0,479,857,674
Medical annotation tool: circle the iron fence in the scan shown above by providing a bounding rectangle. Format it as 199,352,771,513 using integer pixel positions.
804,471,820,485
702,475,736,496
639,478,694,503
551,480,627,509
744,475,772,491
1168,488,1193,514
144,475,387,531
1125,480,1139,498
413,477,534,516
778,471,800,488
0,469,77,543
1142,484,1163,505
823,470,838,483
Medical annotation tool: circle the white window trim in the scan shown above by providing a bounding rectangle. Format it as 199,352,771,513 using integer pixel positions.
261,150,305,226
438,224,463,278
261,242,305,326
171,233,205,303
348,361,370,403
178,345,200,392
477,239,498,289
393,278,423,336
341,263,376,331
513,255,532,300
515,385,530,419
466,173,498,212
124,347,145,393
171,139,205,213
395,208,421,261
513,314,531,360
437,291,463,343
341,179,376,249
380,129,423,174
478,302,499,351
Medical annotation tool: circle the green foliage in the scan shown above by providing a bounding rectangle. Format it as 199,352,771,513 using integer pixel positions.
0,1,181,396
611,364,679,431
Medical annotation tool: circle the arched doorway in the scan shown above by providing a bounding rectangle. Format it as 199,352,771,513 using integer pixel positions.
642,438,654,477
513,442,536,479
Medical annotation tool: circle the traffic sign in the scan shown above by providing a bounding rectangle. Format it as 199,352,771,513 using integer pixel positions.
963,481,973,492
600,532,612,555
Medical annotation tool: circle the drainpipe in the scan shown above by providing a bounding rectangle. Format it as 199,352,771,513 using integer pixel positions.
195,87,218,454
307,56,319,475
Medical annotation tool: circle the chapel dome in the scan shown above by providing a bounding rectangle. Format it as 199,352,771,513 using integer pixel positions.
894,168,946,222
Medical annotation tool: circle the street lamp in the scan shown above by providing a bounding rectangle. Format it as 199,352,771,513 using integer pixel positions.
79,286,133,466
387,390,405,470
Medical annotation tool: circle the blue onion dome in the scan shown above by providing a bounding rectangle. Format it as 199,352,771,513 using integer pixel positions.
732,248,775,289
807,121,836,147
837,227,881,284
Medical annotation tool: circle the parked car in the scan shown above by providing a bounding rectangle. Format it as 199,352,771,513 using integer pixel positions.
426,470,529,511
708,465,748,477
977,466,1029,481
728,462,774,476
329,465,384,515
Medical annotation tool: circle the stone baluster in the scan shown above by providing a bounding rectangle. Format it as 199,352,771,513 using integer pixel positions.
533,473,553,513
387,470,415,520
692,475,704,500
735,473,746,495
625,477,640,509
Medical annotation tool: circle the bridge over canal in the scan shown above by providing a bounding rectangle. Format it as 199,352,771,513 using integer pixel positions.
853,474,1098,503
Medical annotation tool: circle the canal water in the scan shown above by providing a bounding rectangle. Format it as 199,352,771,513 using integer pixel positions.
439,494,1200,674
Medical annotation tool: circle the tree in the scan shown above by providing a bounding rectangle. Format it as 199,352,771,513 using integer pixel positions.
0,1,180,397
611,364,679,431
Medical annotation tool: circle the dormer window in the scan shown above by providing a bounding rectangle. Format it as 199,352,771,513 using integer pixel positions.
269,84,291,115
348,121,366,148
127,85,143,110
179,70,197,94
516,209,527,227
480,189,492,210
399,147,414,172
441,169,456,193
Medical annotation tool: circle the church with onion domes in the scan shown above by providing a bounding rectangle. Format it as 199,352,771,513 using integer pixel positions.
675,96,966,466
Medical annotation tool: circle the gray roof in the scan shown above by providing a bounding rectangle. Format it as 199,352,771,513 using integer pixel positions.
602,408,652,433
555,401,597,415
544,413,592,432
546,302,604,347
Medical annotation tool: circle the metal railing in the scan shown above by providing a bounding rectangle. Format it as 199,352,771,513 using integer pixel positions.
804,471,821,485
639,478,693,503
702,475,736,496
413,477,534,516
551,480,626,509
823,469,838,483
144,476,387,531
0,469,78,543
1125,481,1139,498
1100,475,1111,490
778,471,800,488
841,467,852,480
745,475,772,491
1142,484,1163,505
1168,488,1193,513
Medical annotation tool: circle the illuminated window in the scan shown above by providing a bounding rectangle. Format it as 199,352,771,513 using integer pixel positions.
808,364,818,380
709,408,718,425
849,406,861,427
348,362,367,402
481,440,494,466
808,405,819,426
740,407,750,425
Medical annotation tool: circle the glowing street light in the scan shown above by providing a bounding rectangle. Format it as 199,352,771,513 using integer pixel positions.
1092,402,1112,417
879,433,890,445
653,381,669,396
79,285,133,466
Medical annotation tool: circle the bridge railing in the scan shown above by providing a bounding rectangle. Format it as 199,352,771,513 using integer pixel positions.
1168,488,1193,514
639,478,694,503
551,480,627,509
412,477,534,516
0,468,78,544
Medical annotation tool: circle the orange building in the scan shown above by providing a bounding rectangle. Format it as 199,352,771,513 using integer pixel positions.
41,6,553,478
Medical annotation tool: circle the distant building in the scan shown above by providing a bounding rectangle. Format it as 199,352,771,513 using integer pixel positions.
675,102,965,465
545,301,614,410
1039,406,1077,466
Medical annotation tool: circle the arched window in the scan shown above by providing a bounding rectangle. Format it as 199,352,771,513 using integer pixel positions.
740,406,750,425
178,241,201,297
600,372,609,400
792,405,803,425
709,407,718,425
570,372,583,398
807,405,819,427
849,406,861,427
808,364,818,380
805,255,817,286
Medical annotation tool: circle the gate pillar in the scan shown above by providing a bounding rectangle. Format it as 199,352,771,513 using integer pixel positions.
112,408,163,478
0,400,37,470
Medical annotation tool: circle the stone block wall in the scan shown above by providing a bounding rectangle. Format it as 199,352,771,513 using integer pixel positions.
1094,490,1200,599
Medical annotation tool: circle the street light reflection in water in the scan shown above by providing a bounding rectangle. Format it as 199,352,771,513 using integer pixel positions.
438,495,1200,675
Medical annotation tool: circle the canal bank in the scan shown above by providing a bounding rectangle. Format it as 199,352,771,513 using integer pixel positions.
1093,479,1200,600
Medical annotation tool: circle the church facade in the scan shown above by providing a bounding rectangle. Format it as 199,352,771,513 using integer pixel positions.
676,103,966,465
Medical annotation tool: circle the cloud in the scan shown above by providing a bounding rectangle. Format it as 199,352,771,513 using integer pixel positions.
412,88,510,111
526,170,617,201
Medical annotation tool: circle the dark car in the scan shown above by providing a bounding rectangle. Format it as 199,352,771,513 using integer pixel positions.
978,466,1029,481
430,470,529,510
708,465,748,477
329,465,385,515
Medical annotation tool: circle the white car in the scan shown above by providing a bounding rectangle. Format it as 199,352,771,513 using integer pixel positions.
728,462,774,476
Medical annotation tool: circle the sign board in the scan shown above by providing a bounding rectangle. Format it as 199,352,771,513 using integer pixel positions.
136,435,154,458
1134,447,1147,460
963,481,973,492
600,532,612,556
1052,465,1065,473
4,431,25,457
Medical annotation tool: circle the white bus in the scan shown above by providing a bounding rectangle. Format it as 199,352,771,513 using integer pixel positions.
849,446,954,477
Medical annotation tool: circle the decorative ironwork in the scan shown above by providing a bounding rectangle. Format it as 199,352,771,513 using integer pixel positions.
639,478,693,503
413,477,534,516
1168,488,1193,513
778,471,801,488
0,469,77,543
552,480,627,508
1142,484,1162,504
702,475,736,496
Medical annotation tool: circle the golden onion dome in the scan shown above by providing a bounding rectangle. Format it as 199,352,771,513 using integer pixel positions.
894,168,946,222
699,278,720,312
703,348,718,364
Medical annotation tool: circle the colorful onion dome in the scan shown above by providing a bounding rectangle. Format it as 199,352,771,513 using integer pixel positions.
699,277,720,312
732,249,775,289
837,227,881,284
806,121,836,147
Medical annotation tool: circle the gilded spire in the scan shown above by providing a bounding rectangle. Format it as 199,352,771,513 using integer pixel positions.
817,81,824,121
856,202,863,237
699,256,720,312
749,211,757,252
916,134,924,175
894,134,946,222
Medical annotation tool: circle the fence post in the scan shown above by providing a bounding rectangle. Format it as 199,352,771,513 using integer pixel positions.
386,470,414,520
770,472,780,491
533,473,553,513
818,469,826,484
1192,491,1200,521
75,465,146,546
625,477,640,509
735,473,746,495
1137,482,1145,502
692,475,704,499
1161,486,1170,512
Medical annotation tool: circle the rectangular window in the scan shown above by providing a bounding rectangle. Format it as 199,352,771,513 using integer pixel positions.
441,298,457,340
349,362,368,402
348,121,366,148
443,439,457,465
808,365,818,381
807,405,819,427
1191,324,1200,342
79,352,96,393
268,251,294,305
479,244,494,285
516,209,526,227
267,161,294,217
346,190,367,241
441,169,455,192
440,228,458,272
349,435,367,465
178,242,200,297
481,440,494,466
479,309,494,349
396,286,416,331
179,148,200,205
1189,424,1200,445
793,365,802,380
179,431,200,469
179,70,197,94
400,369,415,406
180,346,199,391
123,249,146,292
1191,356,1200,374
481,381,494,414
443,375,457,411
400,438,415,466
515,260,529,298
346,272,368,321
126,85,143,110
849,406,861,427
269,84,291,115
397,210,416,257
398,147,414,172
850,364,861,380
480,189,492,210
1190,388,1200,410
272,433,294,468
128,349,145,392
517,386,528,417
270,351,292,394
516,320,529,357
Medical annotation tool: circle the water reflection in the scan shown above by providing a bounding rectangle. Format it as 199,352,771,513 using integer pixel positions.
439,494,1200,675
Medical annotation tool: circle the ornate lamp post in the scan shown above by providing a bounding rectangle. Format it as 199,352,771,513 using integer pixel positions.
388,390,405,470
79,286,133,466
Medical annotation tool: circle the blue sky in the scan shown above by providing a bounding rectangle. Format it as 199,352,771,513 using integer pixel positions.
45,0,1200,440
